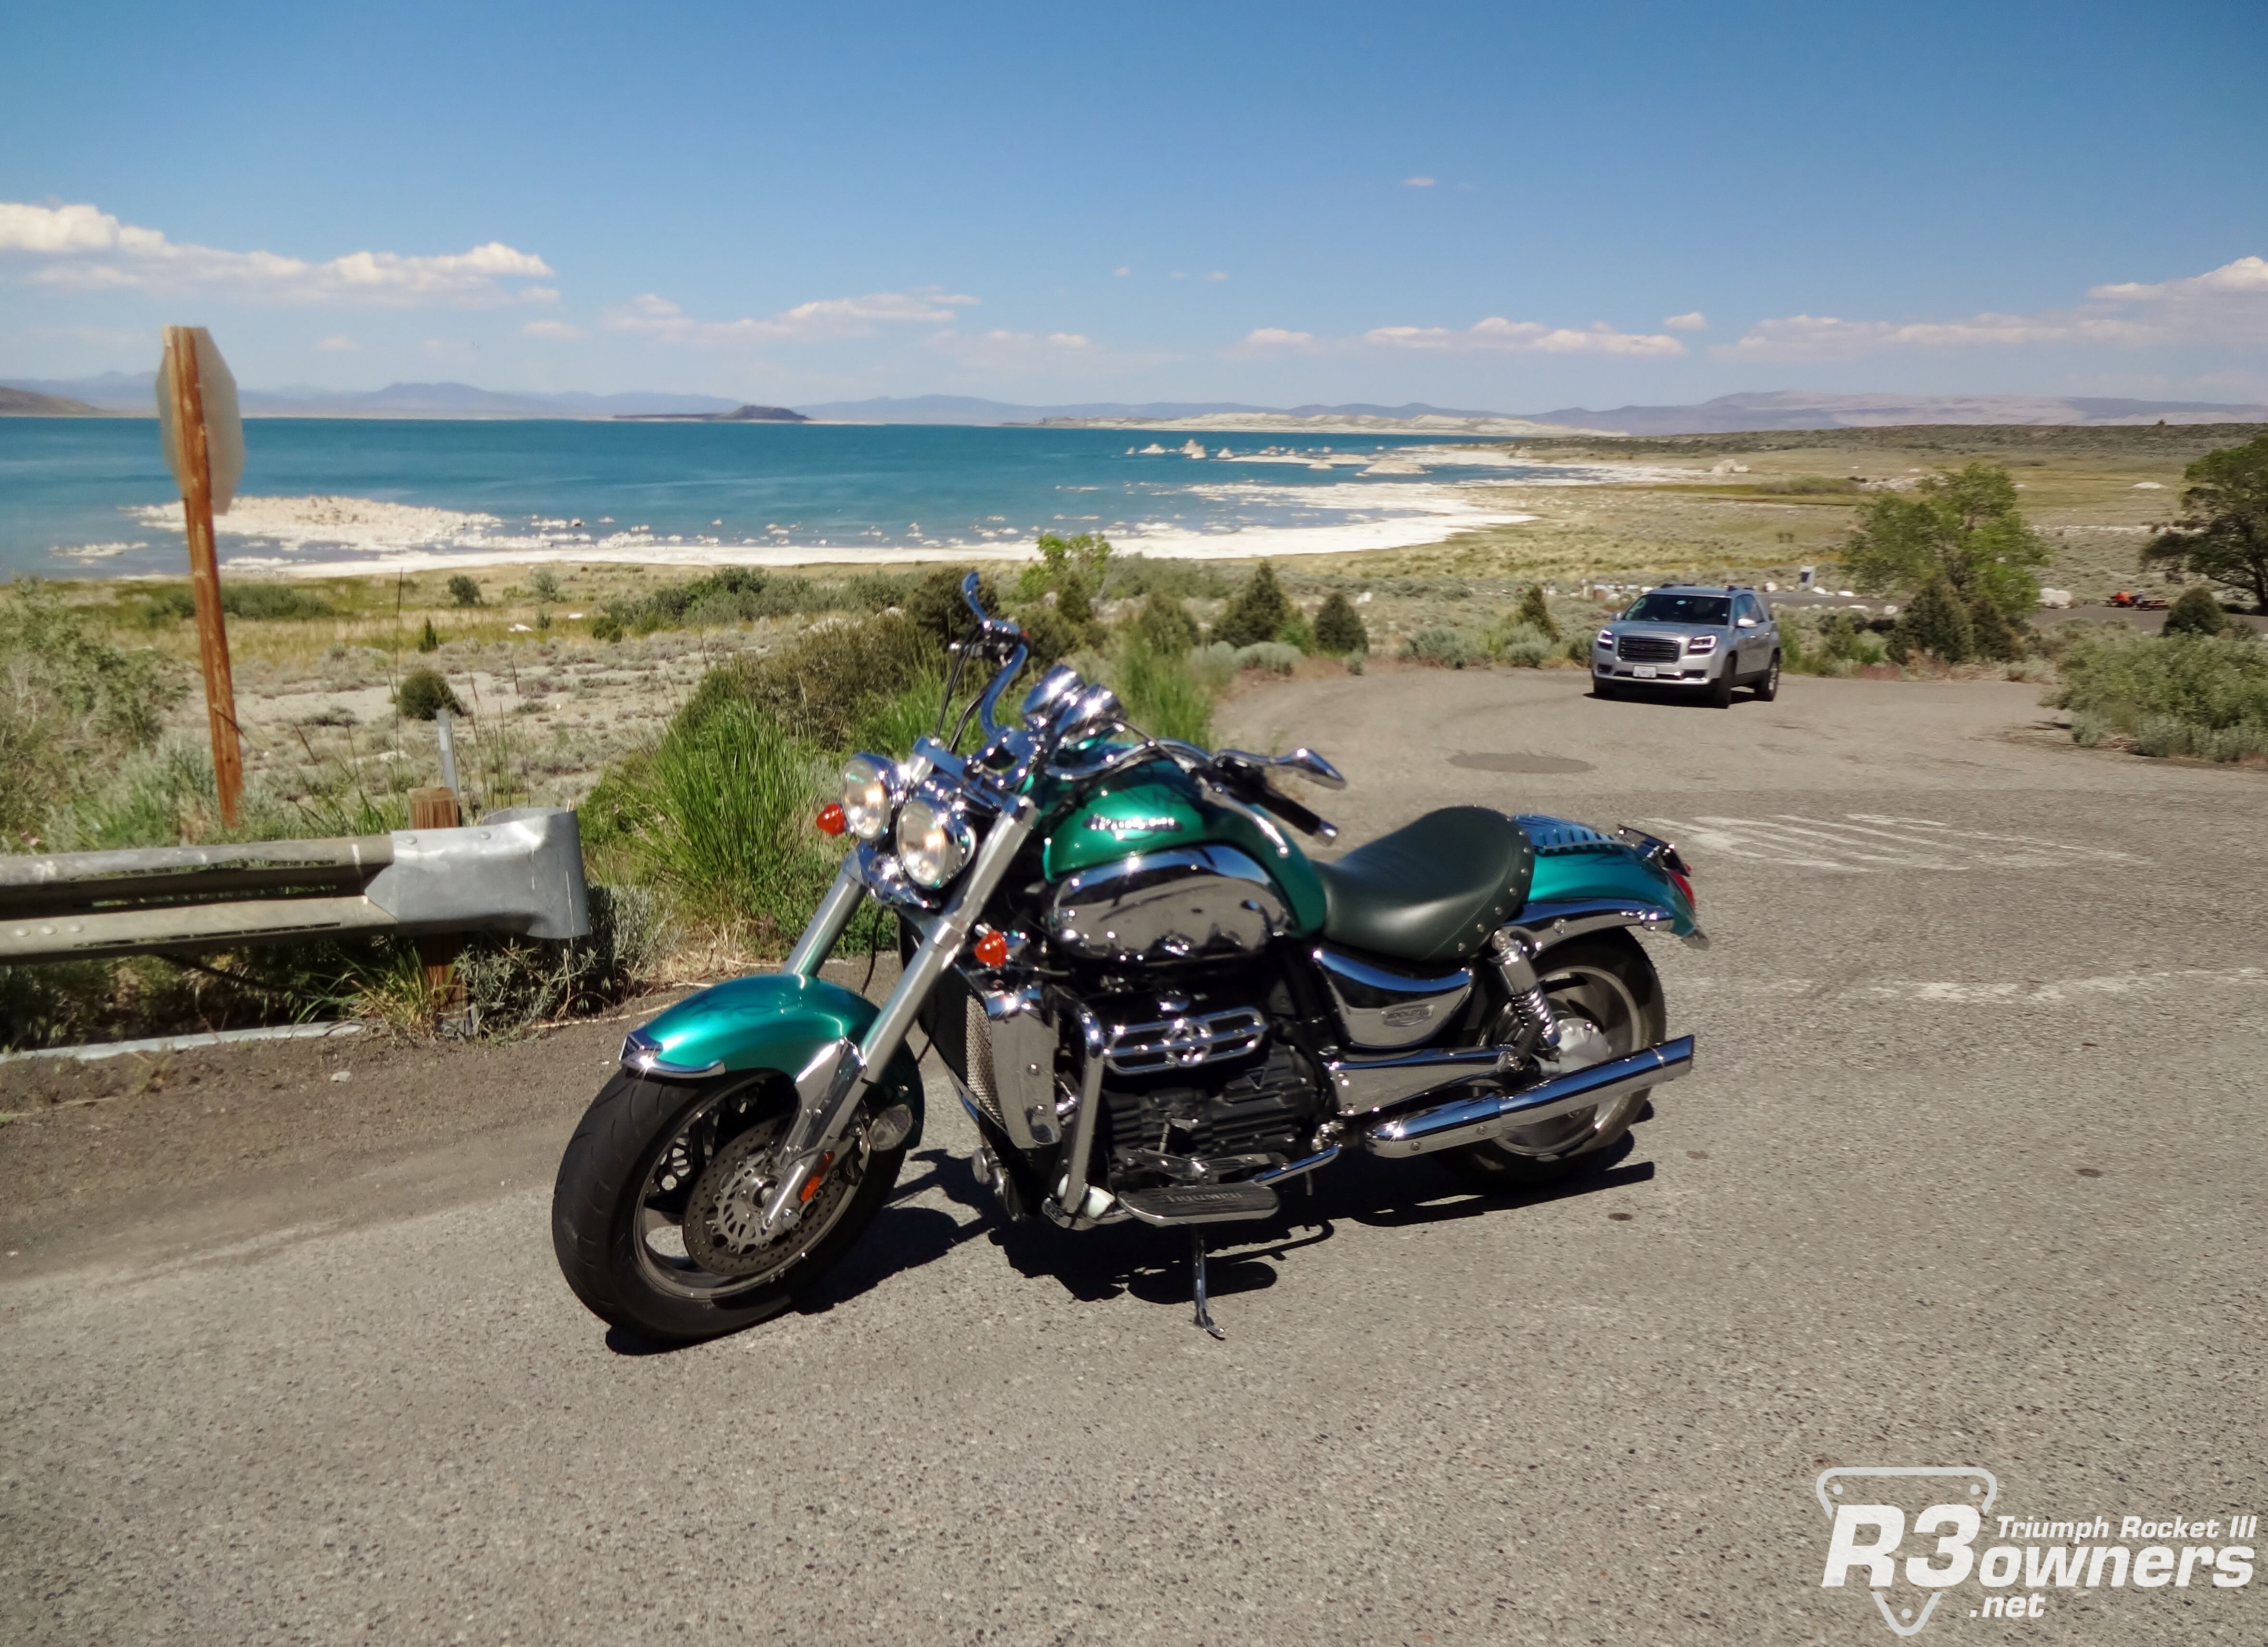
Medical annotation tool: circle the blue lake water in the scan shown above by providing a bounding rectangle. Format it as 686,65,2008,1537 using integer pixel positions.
0,418,1557,580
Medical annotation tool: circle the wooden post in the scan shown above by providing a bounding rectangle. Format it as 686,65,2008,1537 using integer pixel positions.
407,786,466,1013
163,326,244,827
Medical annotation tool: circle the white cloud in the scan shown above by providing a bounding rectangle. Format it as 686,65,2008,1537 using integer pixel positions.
1364,316,1687,357
1665,311,1708,331
604,287,978,347
1244,327,1317,348
1725,255,2268,361
421,337,479,359
317,334,357,352
1114,265,1131,277
1402,176,1437,188
1204,271,1228,282
0,200,553,306
522,319,585,340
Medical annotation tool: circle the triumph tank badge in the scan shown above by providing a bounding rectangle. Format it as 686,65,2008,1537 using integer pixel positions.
1086,814,1183,835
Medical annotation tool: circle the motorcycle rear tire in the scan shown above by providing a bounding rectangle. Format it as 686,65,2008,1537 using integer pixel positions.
1444,931,1666,1192
551,1069,904,1344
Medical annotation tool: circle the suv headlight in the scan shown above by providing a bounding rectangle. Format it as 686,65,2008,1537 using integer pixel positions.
840,755,897,841
896,795,973,888
1685,634,1718,654
1595,629,1615,648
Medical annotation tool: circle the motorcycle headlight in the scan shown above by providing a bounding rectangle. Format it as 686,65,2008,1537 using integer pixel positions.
840,754,897,841
895,795,972,889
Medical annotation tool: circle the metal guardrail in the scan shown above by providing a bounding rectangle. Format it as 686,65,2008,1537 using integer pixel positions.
0,808,589,964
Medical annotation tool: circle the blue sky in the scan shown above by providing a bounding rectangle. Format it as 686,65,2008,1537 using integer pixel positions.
3,0,2265,409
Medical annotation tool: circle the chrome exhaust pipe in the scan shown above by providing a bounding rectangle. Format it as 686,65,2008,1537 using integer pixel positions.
1364,1035,1694,1159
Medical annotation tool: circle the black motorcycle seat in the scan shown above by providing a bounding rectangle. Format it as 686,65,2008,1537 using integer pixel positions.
1313,806,1534,966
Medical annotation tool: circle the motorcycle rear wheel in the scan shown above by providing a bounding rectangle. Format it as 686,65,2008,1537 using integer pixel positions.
551,1068,905,1344
1444,931,1666,1191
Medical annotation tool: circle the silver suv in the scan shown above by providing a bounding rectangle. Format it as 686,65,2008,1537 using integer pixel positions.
1592,584,1780,707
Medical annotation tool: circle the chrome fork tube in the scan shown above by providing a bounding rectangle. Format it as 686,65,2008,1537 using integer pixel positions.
784,854,869,978
1046,1006,1109,1226
759,800,1036,1235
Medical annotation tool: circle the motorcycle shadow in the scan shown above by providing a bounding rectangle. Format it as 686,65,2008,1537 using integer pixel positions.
1045,1142,1656,1307
792,1131,1657,1320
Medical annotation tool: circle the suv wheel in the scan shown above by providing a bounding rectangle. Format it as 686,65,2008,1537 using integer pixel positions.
1754,651,1780,702
1709,667,1735,709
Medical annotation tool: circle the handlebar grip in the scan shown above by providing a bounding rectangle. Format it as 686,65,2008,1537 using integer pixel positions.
1258,781,1338,844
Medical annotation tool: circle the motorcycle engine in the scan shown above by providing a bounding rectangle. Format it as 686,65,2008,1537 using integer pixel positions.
1088,978,1324,1181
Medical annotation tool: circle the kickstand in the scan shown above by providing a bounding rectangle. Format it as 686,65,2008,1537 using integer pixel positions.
1191,1228,1227,1341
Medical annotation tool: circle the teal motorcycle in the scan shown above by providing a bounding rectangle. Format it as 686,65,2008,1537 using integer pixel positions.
552,577,1704,1342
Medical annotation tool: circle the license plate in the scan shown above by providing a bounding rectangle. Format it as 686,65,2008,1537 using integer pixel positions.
1633,665,1657,678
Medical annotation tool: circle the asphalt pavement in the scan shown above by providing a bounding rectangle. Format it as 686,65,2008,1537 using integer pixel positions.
4,668,2265,1646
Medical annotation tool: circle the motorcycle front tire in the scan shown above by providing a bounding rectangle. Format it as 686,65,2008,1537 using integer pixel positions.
551,1069,904,1344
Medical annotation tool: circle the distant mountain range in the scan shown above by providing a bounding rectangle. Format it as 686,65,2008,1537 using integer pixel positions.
5,376,2263,432
0,385,102,416
0,373,744,419
1526,390,2268,433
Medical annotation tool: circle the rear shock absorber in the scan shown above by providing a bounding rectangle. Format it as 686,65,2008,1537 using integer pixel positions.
1488,926,1561,1058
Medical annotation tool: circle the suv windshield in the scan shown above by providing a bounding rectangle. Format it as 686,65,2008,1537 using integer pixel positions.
1626,593,1731,625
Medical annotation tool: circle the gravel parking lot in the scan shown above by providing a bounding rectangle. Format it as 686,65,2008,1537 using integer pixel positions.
4,669,2264,1646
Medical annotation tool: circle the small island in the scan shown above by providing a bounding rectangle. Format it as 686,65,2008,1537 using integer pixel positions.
613,403,809,423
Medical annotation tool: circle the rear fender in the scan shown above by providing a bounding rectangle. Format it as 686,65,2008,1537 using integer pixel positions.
621,972,924,1148
1515,816,1706,948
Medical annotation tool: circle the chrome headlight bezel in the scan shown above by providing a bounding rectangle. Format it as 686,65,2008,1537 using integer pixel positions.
895,788,975,889
840,753,900,842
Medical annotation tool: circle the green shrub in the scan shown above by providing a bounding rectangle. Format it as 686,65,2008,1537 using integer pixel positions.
222,583,334,620
1010,604,1082,669
2051,630,2268,761
589,612,622,642
1130,592,1202,655
678,612,938,749
1233,641,1302,674
1099,554,1232,602
397,666,463,720
1490,622,1554,668
138,587,197,624
1276,612,1316,653
1211,563,1293,648
0,583,186,844
1967,593,2026,662
416,617,441,652
1313,591,1368,654
2162,585,2232,638
1889,575,1975,664
447,574,484,608
1110,640,1215,745
904,565,1004,649
1516,584,1561,641
529,569,563,603
1406,627,1479,669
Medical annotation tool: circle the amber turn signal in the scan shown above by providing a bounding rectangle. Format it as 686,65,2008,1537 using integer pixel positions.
972,928,1009,969
815,802,847,836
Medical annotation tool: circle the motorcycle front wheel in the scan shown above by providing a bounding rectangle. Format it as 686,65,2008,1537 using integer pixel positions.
1445,930,1667,1191
550,1068,905,1344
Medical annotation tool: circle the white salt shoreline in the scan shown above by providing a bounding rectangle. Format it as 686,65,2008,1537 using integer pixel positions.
113,486,1535,579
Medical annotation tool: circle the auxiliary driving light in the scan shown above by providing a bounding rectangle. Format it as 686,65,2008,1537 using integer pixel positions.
839,754,897,841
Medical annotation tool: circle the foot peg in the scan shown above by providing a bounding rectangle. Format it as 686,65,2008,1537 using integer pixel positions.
1190,1229,1226,1341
